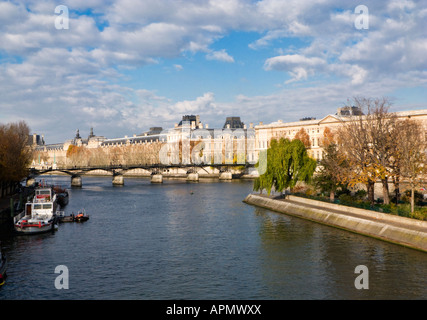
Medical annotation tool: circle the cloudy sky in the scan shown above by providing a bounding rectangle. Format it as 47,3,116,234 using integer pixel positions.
1,0,426,143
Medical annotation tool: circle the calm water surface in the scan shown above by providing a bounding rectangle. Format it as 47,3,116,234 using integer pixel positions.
0,175,426,300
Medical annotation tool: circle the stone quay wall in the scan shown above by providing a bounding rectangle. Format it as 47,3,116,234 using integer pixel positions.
243,193,427,252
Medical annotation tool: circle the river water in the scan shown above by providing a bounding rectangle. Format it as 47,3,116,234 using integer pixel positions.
0,175,426,300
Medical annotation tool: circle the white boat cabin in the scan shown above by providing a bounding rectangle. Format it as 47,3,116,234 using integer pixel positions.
25,187,58,219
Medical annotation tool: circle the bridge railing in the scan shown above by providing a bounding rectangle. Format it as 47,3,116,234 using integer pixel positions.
29,162,254,174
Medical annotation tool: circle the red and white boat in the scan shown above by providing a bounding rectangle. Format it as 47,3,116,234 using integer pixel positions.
14,187,59,234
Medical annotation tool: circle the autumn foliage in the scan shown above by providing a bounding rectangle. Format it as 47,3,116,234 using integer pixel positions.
0,121,32,183
322,97,427,211
294,128,311,149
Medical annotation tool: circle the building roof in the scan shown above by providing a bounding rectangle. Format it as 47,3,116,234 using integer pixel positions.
255,108,427,129
101,133,167,145
223,116,245,129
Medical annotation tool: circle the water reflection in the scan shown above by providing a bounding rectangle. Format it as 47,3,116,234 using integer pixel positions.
255,207,427,299
0,175,426,299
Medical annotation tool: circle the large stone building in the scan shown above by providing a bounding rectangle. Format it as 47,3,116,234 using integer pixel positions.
31,115,257,169
32,107,427,172
161,115,255,166
254,107,427,161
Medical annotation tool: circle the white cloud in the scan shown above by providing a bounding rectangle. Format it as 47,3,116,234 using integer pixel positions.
387,0,416,11
173,92,217,114
82,106,119,118
0,0,426,142
264,54,326,82
264,54,325,70
206,49,235,63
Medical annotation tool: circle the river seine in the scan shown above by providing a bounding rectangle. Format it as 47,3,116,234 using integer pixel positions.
0,175,426,300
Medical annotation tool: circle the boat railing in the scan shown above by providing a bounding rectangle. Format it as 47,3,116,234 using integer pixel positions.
13,211,26,224
56,211,65,218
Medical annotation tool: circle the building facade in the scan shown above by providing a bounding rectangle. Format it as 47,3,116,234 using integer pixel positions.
254,107,427,161
31,115,258,169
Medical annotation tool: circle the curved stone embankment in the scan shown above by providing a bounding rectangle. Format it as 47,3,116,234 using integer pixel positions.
243,194,427,253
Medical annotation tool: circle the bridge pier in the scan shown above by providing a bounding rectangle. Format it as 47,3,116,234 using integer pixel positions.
219,172,233,180
151,174,163,183
186,173,199,182
112,174,124,186
71,175,82,187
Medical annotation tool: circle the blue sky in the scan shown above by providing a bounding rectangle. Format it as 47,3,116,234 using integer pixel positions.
0,0,426,143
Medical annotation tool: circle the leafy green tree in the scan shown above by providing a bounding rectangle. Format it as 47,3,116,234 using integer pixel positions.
253,138,317,195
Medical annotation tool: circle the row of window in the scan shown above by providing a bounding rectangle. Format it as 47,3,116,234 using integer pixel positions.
258,136,322,149
33,203,52,210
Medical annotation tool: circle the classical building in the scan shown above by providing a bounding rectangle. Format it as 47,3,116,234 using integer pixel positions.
163,115,256,166
28,133,45,146
255,107,427,161
31,115,257,168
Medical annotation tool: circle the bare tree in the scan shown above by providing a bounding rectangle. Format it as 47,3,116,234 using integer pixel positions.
363,98,397,204
337,105,377,206
338,97,399,205
395,119,427,213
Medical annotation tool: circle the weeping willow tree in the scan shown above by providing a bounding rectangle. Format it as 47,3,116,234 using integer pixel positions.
253,138,317,195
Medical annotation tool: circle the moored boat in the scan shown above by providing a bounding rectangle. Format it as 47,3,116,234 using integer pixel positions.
75,209,89,222
58,209,89,223
53,186,69,207
14,187,59,234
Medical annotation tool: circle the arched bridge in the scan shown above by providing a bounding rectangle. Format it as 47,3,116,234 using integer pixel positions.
27,163,255,186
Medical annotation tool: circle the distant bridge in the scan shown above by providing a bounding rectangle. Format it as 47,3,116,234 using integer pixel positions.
27,163,255,186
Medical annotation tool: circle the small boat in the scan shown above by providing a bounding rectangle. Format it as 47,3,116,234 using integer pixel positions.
58,209,89,223
0,250,7,286
75,209,89,222
14,186,60,234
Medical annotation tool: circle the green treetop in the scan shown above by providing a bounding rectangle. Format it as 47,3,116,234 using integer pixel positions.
253,138,317,195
